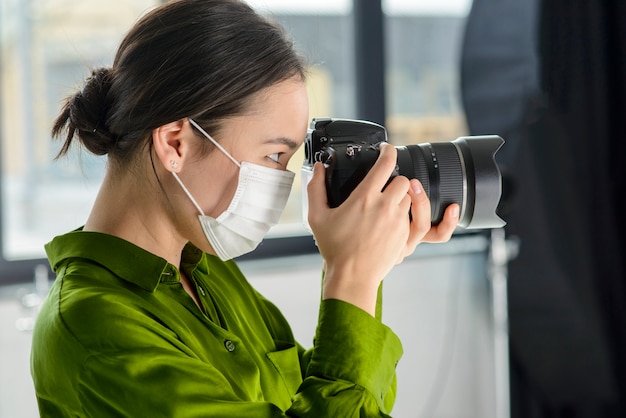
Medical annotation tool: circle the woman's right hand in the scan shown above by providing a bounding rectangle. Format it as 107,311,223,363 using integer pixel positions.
307,143,459,315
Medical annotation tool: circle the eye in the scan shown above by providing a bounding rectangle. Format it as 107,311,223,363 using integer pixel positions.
267,152,283,164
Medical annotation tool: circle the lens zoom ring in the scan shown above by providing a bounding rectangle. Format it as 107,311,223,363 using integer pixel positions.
432,143,464,213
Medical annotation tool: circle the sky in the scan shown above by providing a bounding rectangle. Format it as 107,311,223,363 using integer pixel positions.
247,0,472,16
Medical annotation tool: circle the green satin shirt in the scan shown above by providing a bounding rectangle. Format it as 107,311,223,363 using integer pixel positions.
31,229,403,417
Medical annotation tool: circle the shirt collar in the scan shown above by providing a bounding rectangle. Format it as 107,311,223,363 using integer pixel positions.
45,228,205,293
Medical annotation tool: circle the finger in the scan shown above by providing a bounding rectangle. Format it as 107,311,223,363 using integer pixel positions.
423,204,459,243
406,179,432,247
307,163,329,221
382,175,411,204
358,143,398,193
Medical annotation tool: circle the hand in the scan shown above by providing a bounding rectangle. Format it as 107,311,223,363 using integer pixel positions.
307,143,459,315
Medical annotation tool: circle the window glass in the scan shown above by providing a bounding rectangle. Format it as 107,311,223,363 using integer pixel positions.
0,0,354,261
383,0,472,146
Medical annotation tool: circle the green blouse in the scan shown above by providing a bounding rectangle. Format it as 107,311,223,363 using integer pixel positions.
31,229,403,417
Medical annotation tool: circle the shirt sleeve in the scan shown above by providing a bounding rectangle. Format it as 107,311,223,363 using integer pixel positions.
290,298,403,417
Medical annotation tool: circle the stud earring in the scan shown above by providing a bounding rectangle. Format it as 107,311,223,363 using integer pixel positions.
170,160,179,170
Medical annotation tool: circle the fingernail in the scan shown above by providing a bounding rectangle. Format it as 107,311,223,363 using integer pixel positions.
411,180,422,194
451,204,459,218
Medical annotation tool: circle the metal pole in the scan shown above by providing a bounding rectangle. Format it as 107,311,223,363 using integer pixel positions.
488,227,517,418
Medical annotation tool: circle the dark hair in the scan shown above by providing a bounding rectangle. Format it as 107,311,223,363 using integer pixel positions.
52,0,306,163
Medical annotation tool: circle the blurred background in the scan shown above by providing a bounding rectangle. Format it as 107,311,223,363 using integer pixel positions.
1,0,624,417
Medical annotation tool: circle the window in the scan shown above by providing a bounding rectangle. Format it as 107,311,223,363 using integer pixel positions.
0,0,355,281
0,0,162,281
384,0,472,145
0,0,472,281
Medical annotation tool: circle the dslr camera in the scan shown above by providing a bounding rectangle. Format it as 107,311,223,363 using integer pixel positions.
301,118,505,229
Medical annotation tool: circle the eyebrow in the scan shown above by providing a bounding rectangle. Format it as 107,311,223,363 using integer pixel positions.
264,137,301,150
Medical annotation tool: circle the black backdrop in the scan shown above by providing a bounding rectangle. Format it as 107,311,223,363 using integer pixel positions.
461,1,626,417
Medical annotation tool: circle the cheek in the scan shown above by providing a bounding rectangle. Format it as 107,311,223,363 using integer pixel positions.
185,155,240,218
211,176,238,218
209,173,239,216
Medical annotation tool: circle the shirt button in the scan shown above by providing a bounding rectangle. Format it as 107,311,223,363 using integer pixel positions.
224,340,236,352
198,286,205,297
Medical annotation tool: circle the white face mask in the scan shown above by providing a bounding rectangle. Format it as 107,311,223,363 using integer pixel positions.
171,119,295,261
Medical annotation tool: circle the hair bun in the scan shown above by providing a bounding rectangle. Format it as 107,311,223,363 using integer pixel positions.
67,67,115,155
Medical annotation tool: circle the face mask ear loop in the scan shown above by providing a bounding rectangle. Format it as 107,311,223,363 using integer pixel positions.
188,118,241,168
171,172,207,217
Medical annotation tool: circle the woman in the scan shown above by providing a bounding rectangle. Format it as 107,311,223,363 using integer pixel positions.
30,0,459,416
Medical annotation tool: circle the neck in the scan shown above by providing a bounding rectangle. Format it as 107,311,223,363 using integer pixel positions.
84,168,187,268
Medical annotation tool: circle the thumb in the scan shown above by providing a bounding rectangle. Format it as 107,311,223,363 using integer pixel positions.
307,162,329,217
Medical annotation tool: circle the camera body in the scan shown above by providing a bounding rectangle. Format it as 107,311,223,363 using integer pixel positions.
301,118,506,230
303,118,387,209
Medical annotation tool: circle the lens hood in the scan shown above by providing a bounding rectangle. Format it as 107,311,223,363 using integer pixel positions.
452,135,506,229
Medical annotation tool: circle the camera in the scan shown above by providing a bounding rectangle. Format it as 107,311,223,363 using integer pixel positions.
301,118,505,229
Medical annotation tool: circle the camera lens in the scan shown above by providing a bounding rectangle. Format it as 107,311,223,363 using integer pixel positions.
396,136,505,229
302,118,505,230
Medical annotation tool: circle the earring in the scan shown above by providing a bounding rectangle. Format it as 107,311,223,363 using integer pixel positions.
170,160,179,170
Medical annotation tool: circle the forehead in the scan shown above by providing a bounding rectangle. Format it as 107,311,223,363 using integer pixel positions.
224,77,309,143
246,76,308,114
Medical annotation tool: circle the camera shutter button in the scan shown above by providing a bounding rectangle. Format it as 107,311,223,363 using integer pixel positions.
346,144,362,158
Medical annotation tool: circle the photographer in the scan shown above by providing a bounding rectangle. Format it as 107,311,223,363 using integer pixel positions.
30,1,458,416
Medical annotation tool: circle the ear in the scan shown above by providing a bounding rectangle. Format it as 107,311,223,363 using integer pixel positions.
152,119,190,173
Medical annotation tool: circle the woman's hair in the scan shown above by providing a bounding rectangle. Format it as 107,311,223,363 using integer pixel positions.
52,0,306,163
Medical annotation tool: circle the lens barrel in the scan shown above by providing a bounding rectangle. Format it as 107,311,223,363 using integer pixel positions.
397,136,505,229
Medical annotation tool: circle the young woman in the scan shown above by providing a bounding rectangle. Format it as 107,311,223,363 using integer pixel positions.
30,1,459,416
